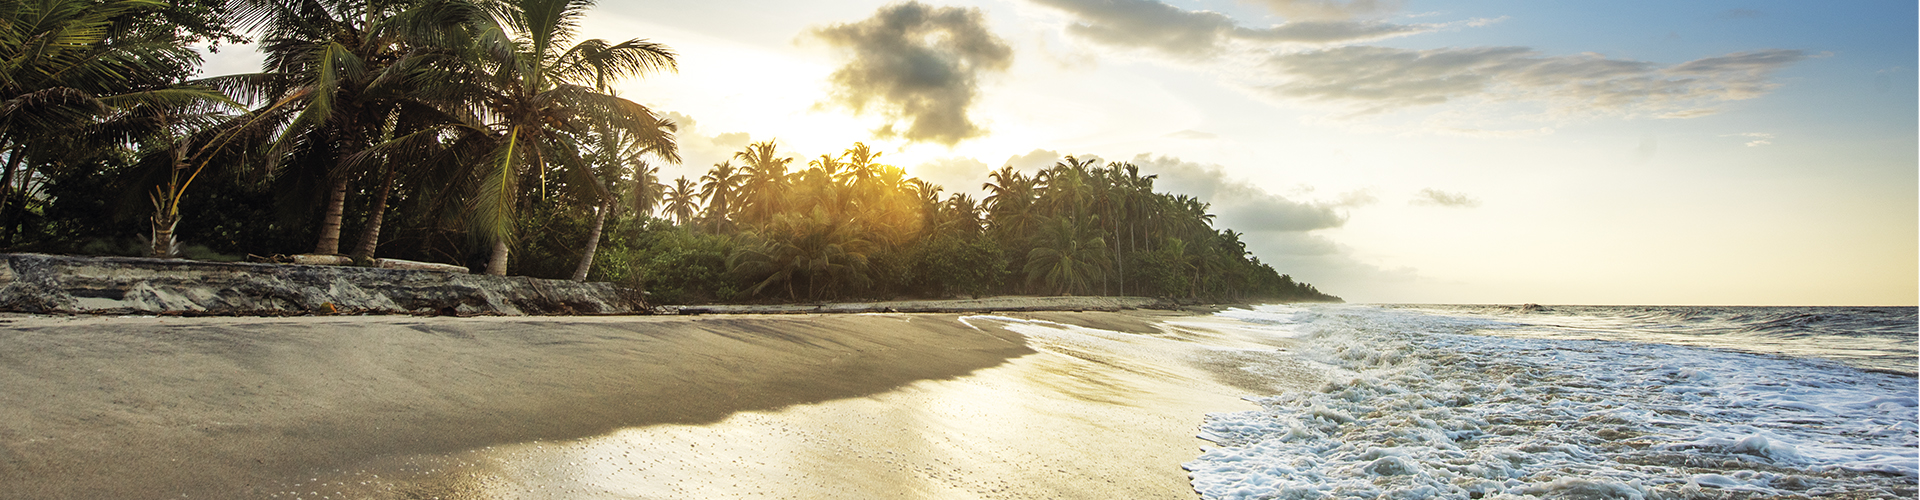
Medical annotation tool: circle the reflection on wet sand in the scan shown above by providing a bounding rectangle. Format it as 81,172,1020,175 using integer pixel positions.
267,315,1307,499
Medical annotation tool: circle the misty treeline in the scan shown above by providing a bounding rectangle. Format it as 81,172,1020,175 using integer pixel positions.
0,0,1338,304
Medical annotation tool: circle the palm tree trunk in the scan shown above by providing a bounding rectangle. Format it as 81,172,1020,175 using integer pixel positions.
570,199,612,281
486,239,510,276
0,145,24,244
313,175,351,255
350,165,398,262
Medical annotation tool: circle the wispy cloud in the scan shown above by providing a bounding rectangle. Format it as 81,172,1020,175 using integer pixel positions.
1414,124,1555,139
1023,0,1809,127
1410,188,1481,208
1721,132,1776,147
1027,0,1448,58
1246,0,1404,20
811,2,1013,145
1261,47,1808,118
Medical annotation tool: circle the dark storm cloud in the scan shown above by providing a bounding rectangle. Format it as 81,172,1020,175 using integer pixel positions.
812,2,1014,146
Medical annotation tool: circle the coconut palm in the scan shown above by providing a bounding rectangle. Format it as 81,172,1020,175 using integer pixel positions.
1024,215,1106,295
733,140,792,225
663,176,698,226
798,152,847,216
627,161,665,218
443,0,677,275
727,207,871,300
838,142,882,193
0,0,234,243
940,193,982,236
571,119,675,281
698,160,744,231
215,0,467,257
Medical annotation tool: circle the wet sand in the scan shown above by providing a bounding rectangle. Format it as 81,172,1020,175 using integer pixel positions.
0,310,1306,499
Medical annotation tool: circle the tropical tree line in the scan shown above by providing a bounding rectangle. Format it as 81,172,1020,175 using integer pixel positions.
0,0,1339,303
602,141,1338,304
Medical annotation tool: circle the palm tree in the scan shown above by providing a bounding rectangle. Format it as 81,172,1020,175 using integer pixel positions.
799,152,847,215
663,176,698,226
733,140,792,225
447,0,677,275
838,142,882,193
218,0,464,257
627,161,665,219
941,193,982,236
1040,155,1097,221
1025,216,1106,295
698,160,745,230
728,207,871,300
0,0,232,243
571,120,676,281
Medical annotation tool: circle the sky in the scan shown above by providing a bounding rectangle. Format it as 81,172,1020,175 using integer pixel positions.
204,0,1920,305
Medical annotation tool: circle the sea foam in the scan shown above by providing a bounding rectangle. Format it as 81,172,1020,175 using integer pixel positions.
1184,305,1918,499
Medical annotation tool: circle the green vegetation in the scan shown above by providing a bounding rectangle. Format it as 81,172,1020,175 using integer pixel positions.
0,0,1339,304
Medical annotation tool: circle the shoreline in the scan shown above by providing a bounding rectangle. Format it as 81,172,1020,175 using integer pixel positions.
0,308,1301,499
0,252,1313,317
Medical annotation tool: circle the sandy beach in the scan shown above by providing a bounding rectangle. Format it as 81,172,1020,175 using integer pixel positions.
0,309,1313,499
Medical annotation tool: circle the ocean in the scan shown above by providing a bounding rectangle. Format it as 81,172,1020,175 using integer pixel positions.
1183,304,1918,499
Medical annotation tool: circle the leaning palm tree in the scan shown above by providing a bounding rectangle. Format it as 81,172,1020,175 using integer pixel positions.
571,120,675,281
446,0,678,275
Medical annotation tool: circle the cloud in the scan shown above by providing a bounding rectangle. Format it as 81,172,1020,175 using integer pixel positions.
1164,129,1218,140
811,2,1013,146
1331,188,1377,207
1247,0,1403,20
1002,148,1065,172
1022,0,1805,127
1261,46,1809,118
1128,154,1345,232
1721,132,1775,147
911,156,992,194
1027,0,1442,58
1409,188,1480,208
1420,126,1555,138
659,112,754,179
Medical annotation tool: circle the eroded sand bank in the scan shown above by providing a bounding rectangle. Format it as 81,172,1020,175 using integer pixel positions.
0,310,1311,499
